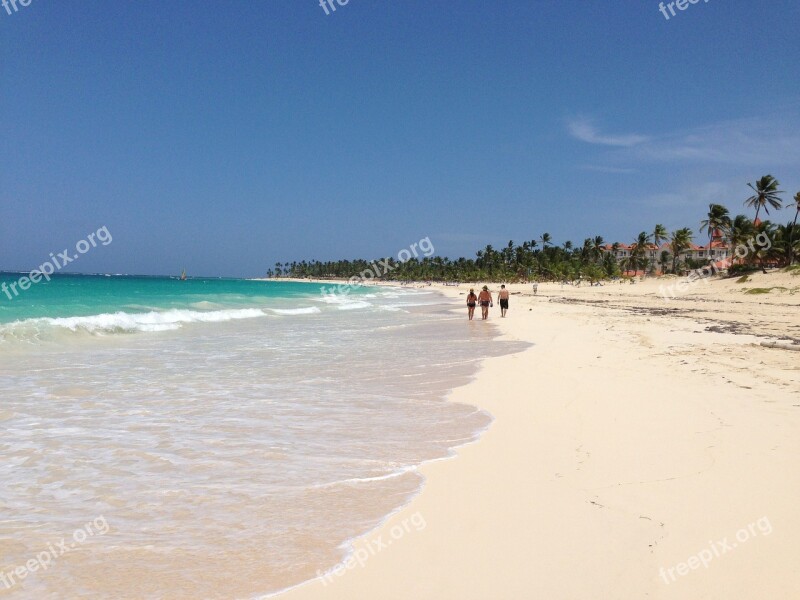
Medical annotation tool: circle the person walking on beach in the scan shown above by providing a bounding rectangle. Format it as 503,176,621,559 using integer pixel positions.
477,286,492,320
466,288,478,320
497,284,510,317
532,282,538,296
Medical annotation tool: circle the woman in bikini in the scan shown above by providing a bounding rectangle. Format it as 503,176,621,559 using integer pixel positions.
466,288,478,320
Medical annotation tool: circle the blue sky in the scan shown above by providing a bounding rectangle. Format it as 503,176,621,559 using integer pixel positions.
1,0,798,277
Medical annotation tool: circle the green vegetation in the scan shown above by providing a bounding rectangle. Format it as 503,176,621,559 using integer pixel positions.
272,176,800,282
273,237,624,282
745,175,784,221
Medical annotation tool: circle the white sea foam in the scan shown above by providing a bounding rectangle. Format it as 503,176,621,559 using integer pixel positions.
1,308,267,336
189,301,226,310
314,294,373,311
310,465,419,488
314,293,355,305
379,305,405,312
268,307,321,316
336,301,371,311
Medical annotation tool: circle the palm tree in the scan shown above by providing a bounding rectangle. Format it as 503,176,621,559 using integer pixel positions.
620,255,635,276
659,250,670,274
651,224,668,273
602,252,620,277
653,224,668,248
727,215,755,265
515,244,528,270
590,235,605,263
502,240,515,269
700,204,731,250
752,220,777,272
669,228,693,274
630,231,653,275
745,175,784,221
774,224,796,267
610,242,621,272
789,192,800,265
483,245,496,276
539,233,552,249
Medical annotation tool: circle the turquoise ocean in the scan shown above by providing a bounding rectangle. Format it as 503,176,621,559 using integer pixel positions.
0,274,519,598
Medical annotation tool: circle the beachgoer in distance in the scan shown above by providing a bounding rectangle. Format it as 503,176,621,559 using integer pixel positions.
497,284,509,318
466,288,478,321
478,286,492,320
532,282,538,296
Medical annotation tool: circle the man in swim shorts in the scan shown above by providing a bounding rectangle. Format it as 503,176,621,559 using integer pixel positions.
497,284,509,317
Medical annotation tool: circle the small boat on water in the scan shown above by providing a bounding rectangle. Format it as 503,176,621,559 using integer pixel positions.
180,268,187,281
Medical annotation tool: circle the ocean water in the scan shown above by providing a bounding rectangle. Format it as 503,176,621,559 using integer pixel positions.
0,275,522,598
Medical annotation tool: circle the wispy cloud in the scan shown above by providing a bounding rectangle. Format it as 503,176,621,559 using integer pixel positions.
570,110,800,239
639,181,741,209
571,113,800,167
567,117,650,147
632,116,800,165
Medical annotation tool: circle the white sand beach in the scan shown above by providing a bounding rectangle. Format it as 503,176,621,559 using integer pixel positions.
278,272,800,599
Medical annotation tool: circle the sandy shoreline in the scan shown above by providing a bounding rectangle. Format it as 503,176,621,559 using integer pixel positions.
276,273,799,599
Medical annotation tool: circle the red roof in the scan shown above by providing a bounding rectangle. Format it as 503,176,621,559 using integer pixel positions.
603,241,728,252
604,243,670,251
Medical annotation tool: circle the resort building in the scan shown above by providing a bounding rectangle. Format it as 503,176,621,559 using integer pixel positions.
601,230,731,273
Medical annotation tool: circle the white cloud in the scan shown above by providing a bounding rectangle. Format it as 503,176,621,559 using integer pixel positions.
573,113,800,167
567,117,650,147
639,181,740,209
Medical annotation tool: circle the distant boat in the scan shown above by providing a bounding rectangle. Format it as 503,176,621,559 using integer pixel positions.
180,268,187,281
